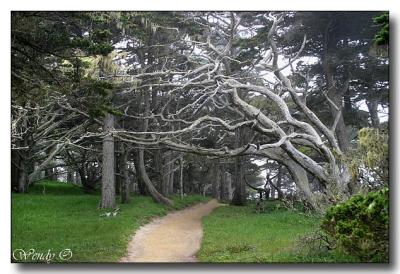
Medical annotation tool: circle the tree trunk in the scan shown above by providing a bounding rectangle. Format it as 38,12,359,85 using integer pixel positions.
100,113,116,209
153,150,162,191
78,167,91,192
211,159,221,199
18,159,27,193
179,156,184,198
120,143,130,204
45,168,54,180
169,165,174,195
231,129,246,206
138,88,173,206
187,163,194,194
67,168,74,183
330,94,350,152
133,151,147,195
367,97,380,128
220,165,233,202
161,151,171,196
115,171,121,196
263,148,326,212
139,148,173,206
11,151,20,192
12,150,28,192
276,166,283,199
322,27,350,152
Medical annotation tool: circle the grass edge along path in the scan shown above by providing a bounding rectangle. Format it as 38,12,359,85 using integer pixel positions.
11,180,210,263
197,202,360,263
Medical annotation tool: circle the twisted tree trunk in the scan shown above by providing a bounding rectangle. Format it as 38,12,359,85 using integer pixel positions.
139,89,173,206
139,149,173,206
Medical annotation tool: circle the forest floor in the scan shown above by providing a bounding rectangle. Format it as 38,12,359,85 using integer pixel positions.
120,199,220,262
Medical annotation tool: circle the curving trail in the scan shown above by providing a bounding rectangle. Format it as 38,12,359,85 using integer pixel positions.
120,199,220,263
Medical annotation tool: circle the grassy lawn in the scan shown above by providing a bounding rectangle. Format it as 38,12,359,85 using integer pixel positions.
11,180,209,263
198,201,359,263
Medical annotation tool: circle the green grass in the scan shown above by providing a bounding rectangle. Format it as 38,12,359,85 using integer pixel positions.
12,180,209,263
198,201,360,263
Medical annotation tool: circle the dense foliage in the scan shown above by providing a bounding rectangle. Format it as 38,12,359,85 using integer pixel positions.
348,128,389,187
373,12,389,45
321,187,389,262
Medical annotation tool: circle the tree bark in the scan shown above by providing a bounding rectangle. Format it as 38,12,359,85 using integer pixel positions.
322,24,350,152
18,159,27,193
169,164,174,195
11,150,20,192
78,167,92,193
133,151,147,195
262,148,326,212
139,148,173,206
276,165,283,199
161,151,171,196
45,168,54,180
138,88,173,206
120,143,130,204
179,156,184,198
219,164,231,202
67,168,74,183
231,128,246,206
100,113,116,209
30,144,65,183
367,97,380,128
211,159,221,199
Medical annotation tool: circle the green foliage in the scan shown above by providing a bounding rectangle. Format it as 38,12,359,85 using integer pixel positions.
321,188,389,262
198,202,352,262
12,180,209,262
73,78,125,118
358,128,388,169
348,128,389,184
373,12,389,45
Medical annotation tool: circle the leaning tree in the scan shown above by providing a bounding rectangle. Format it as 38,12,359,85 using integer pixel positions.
13,12,386,212
101,12,362,212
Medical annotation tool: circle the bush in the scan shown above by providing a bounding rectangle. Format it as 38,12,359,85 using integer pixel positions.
321,188,389,262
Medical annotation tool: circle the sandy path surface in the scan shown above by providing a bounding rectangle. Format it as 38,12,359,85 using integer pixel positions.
120,199,220,263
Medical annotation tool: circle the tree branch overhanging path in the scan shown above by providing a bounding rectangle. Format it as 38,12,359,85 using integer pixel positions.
101,12,351,211
11,11,389,263
11,11,388,213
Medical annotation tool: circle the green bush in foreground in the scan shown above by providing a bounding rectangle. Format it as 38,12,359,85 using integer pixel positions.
321,187,389,262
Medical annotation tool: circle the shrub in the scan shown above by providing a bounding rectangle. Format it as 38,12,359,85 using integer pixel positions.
321,187,389,262
348,128,388,187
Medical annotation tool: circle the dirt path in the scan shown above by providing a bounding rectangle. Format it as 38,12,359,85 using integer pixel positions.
120,199,220,263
